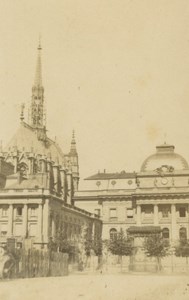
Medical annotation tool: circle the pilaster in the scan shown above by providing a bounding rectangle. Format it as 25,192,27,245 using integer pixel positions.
136,205,141,225
43,199,49,243
22,204,28,237
8,204,13,236
154,204,159,225
38,204,43,242
171,204,177,241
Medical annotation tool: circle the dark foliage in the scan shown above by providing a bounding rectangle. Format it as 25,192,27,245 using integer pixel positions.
143,234,169,258
175,239,189,258
108,228,133,257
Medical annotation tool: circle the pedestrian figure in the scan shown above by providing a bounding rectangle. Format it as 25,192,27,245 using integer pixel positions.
0,246,15,279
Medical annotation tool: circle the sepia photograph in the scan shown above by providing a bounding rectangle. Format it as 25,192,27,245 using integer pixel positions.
0,1,189,299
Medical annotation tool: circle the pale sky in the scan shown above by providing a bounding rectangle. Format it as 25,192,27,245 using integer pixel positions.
0,0,189,188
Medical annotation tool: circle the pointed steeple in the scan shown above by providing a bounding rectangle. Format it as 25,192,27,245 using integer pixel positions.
34,39,42,87
70,130,77,154
30,39,45,129
68,130,79,192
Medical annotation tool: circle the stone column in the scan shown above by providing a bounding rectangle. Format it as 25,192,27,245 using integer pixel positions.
53,163,59,193
52,214,56,238
171,204,177,241
47,160,53,191
38,204,43,242
67,172,73,205
60,168,66,200
8,204,13,236
28,153,34,174
43,200,49,244
40,155,47,173
102,204,109,222
136,205,141,225
154,204,159,225
13,151,18,173
22,204,28,237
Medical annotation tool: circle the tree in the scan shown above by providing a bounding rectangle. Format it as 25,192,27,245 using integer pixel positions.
84,234,93,257
143,234,169,271
48,224,78,263
108,228,133,271
175,239,189,266
81,225,103,270
77,224,92,269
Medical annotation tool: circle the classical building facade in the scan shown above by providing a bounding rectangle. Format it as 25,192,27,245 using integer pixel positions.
75,143,189,244
0,43,102,249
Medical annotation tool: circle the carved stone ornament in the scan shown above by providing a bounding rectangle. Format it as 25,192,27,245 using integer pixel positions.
161,177,168,185
111,180,116,186
155,165,174,176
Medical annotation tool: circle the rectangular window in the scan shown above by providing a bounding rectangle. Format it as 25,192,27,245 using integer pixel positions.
109,208,117,219
16,207,22,216
162,207,169,218
29,223,37,237
2,206,8,217
94,209,101,217
1,231,7,236
179,207,186,218
30,207,37,217
0,224,7,236
143,205,153,218
126,208,134,219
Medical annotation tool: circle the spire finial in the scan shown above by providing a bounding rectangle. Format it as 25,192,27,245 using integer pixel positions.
20,103,25,122
30,40,45,129
70,130,77,154
38,34,42,50
72,130,75,140
34,38,42,87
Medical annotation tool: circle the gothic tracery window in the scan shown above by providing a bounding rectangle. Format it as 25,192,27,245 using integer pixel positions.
18,162,28,178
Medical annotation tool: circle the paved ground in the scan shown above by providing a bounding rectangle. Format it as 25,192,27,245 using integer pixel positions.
0,273,189,300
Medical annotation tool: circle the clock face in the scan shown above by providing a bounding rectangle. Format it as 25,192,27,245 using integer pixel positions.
161,177,168,185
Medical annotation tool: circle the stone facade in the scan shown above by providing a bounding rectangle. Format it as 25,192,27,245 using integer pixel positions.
0,188,101,249
75,144,189,244
0,42,102,249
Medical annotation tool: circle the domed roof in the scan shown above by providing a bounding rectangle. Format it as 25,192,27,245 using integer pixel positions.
141,144,189,172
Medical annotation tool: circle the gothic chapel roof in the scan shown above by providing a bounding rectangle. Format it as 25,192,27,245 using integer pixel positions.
5,122,64,162
4,41,70,164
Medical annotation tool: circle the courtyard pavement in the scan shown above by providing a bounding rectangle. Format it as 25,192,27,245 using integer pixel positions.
0,273,189,300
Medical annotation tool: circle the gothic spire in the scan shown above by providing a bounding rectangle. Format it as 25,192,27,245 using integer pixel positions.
30,40,45,129
70,130,77,154
34,39,42,87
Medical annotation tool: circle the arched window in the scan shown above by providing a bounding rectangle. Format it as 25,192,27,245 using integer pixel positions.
162,228,169,239
110,228,117,240
179,227,187,240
